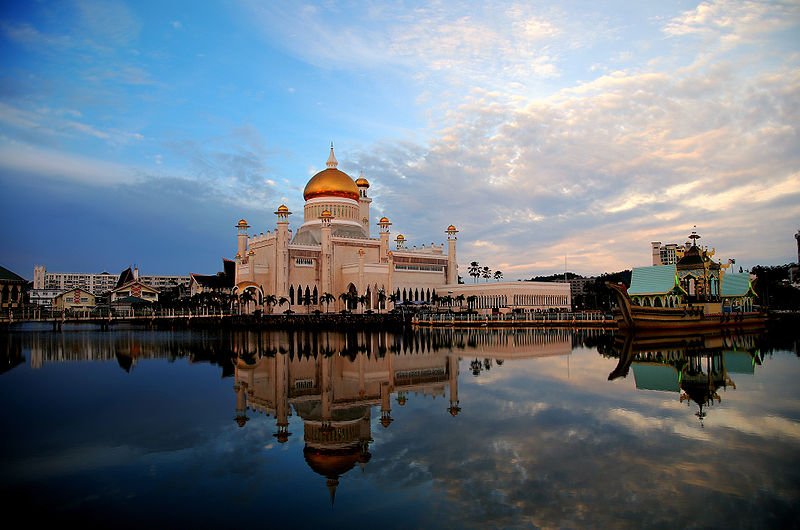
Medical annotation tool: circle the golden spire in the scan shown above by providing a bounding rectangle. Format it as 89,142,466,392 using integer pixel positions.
326,142,338,168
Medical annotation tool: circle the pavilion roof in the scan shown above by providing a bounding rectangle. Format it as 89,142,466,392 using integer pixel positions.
721,273,755,297
628,265,682,296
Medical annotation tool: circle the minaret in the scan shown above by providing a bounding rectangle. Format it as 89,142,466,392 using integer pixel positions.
236,219,249,260
446,224,459,285
355,172,372,235
320,210,333,302
378,217,391,262
395,234,406,250
275,205,291,300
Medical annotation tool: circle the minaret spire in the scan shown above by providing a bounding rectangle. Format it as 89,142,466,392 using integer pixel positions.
326,142,338,168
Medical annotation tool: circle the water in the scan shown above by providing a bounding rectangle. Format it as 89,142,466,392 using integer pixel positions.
1,326,798,529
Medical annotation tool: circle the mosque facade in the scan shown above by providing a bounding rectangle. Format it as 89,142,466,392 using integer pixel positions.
233,146,459,313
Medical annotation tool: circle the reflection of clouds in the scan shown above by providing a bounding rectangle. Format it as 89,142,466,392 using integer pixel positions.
607,407,711,442
364,342,800,528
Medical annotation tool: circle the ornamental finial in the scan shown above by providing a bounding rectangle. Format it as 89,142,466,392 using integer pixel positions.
326,142,338,168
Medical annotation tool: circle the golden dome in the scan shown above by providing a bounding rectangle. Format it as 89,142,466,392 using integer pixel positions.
396,234,405,241
355,175,369,188
237,219,249,227
447,224,457,232
379,216,390,224
320,209,332,218
277,204,289,212
303,146,359,201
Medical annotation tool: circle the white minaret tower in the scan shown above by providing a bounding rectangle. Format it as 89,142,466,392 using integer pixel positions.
355,172,372,236
446,224,459,285
275,205,291,300
320,209,333,300
378,216,391,262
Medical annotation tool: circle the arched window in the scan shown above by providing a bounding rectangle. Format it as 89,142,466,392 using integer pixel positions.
289,285,295,305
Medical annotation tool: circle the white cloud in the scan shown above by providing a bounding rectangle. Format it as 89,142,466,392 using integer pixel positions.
0,142,138,186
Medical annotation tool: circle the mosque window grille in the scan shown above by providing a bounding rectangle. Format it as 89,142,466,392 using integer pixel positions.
295,258,314,267
295,379,314,390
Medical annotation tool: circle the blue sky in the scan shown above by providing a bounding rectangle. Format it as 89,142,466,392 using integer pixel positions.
1,0,798,279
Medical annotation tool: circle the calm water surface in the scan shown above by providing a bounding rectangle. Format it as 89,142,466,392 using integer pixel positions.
1,325,798,529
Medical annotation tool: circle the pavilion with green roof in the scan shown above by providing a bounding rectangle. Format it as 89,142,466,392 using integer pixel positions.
720,272,758,312
627,264,687,308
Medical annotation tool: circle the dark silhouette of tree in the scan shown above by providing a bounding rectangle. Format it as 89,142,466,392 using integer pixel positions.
468,261,481,283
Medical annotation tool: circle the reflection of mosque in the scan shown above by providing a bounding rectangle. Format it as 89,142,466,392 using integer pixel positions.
231,328,577,500
604,331,764,425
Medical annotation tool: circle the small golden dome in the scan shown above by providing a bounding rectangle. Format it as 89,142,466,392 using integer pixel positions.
277,204,289,212
237,219,249,227
303,146,359,201
379,216,390,224
396,234,405,241
320,209,332,218
355,176,369,188
447,224,457,232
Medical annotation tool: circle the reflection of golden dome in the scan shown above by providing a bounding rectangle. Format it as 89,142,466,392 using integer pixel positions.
303,146,359,201
304,447,362,479
355,175,369,188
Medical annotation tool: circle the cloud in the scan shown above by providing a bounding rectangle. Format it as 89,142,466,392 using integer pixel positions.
0,143,137,186
350,41,800,275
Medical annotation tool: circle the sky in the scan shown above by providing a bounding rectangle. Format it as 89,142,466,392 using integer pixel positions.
0,0,798,280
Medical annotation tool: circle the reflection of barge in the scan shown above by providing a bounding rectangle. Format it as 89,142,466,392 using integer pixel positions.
606,329,764,424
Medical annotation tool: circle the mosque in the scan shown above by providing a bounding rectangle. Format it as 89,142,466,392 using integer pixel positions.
233,145,570,314
233,145,456,311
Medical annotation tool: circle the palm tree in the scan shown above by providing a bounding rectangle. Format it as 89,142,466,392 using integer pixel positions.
494,270,503,282
339,292,351,312
377,289,387,313
388,292,400,310
455,294,466,309
467,295,478,310
481,266,492,282
239,290,254,314
321,292,335,313
357,294,368,313
468,261,481,283
264,294,277,314
278,296,289,313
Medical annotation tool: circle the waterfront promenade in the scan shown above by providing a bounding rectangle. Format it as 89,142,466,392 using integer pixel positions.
1,307,617,331
412,311,616,328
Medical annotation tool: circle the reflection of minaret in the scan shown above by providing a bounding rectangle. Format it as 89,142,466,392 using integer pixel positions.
447,354,461,416
234,379,249,427
274,352,291,442
380,381,393,427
